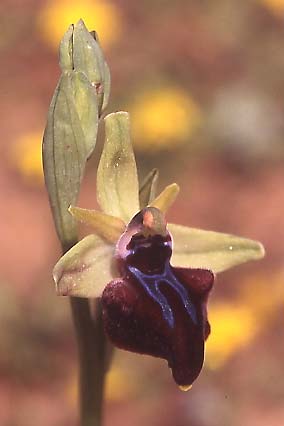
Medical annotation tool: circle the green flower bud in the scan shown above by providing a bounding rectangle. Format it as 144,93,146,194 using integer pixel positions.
59,24,74,71
43,19,113,249
42,69,99,248
59,19,111,114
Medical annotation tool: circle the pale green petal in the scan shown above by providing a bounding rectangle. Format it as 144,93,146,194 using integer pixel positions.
97,112,140,222
69,206,125,243
53,235,117,298
139,168,159,208
169,223,265,273
150,183,180,214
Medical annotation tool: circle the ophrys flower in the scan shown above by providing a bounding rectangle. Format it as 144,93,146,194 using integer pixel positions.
53,112,264,389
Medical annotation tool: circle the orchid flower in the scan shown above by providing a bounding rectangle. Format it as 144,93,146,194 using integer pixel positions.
53,112,264,390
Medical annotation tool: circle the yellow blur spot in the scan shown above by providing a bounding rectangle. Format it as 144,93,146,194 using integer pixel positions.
131,88,202,152
205,302,258,370
260,0,284,14
11,131,43,184
37,0,121,49
240,272,284,322
105,367,139,401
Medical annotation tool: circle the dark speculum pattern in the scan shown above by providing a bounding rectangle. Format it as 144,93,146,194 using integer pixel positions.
102,210,214,387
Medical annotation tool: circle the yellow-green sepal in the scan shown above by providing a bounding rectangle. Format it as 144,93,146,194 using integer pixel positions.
97,112,140,222
169,223,265,273
53,234,117,298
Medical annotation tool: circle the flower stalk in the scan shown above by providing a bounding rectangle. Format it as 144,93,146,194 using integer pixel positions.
70,297,106,426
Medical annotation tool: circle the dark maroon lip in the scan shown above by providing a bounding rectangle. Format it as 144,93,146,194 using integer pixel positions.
102,208,214,387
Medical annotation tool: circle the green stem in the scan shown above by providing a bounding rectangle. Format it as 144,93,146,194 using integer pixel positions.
62,242,107,426
70,298,106,426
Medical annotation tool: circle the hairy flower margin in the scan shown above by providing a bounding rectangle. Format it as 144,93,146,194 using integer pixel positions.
53,111,265,390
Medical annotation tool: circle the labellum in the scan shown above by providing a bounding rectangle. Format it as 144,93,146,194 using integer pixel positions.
102,207,214,387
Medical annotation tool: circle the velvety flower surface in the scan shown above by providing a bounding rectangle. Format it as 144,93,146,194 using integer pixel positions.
103,207,214,387
53,111,265,388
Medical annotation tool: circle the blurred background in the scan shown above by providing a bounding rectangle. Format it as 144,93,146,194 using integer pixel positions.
0,0,284,425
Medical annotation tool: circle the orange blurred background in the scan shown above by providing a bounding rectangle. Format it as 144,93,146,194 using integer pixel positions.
1,1,284,425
